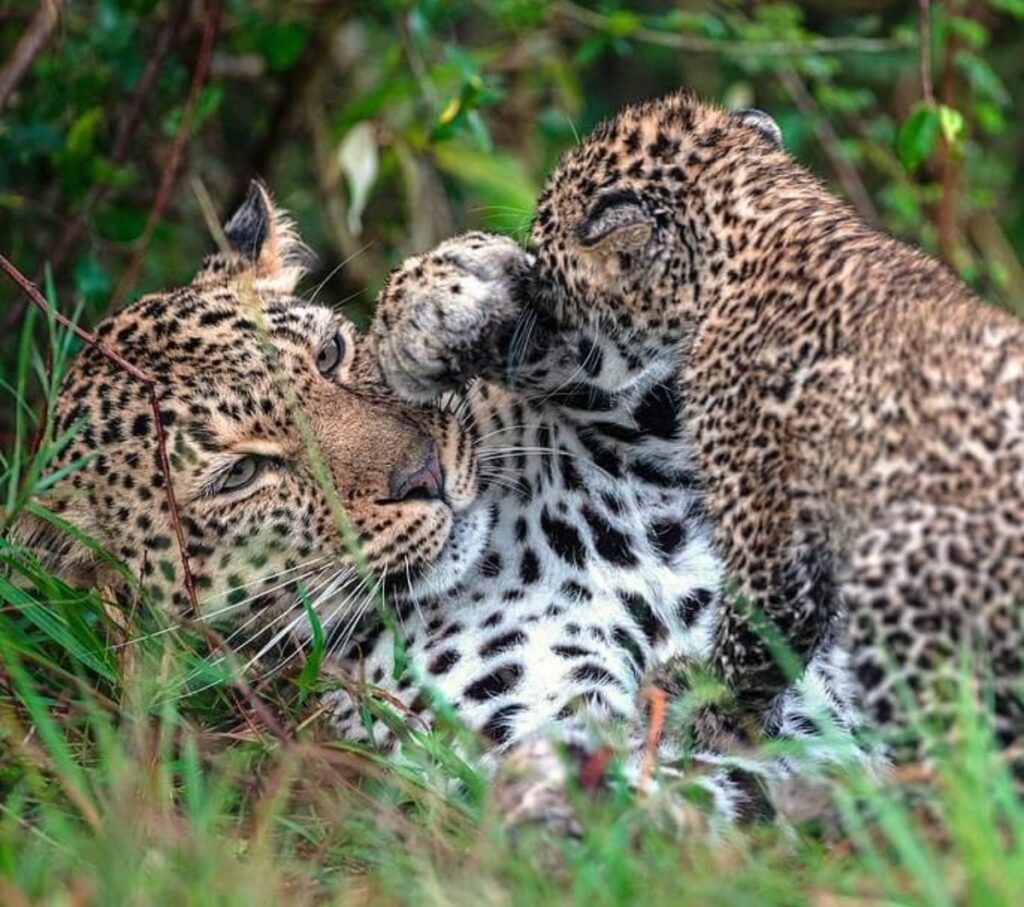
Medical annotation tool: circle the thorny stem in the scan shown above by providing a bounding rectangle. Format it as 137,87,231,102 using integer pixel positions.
0,252,200,618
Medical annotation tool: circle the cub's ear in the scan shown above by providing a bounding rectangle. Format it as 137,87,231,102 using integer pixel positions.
736,108,783,148
201,180,310,294
576,192,652,254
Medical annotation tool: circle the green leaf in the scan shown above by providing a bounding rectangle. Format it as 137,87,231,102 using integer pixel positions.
937,104,965,146
66,107,103,156
605,10,641,37
260,21,308,71
897,104,940,172
296,586,324,702
991,0,1024,16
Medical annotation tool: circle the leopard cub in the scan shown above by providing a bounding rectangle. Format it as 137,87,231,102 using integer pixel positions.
527,92,1024,759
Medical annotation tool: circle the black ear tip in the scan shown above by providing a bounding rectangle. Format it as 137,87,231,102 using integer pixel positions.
247,178,271,202
736,108,784,148
224,179,272,260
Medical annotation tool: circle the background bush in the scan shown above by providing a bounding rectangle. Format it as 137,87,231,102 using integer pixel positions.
3,0,1024,420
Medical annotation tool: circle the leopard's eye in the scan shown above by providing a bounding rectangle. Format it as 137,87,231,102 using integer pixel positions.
316,332,345,376
218,456,261,493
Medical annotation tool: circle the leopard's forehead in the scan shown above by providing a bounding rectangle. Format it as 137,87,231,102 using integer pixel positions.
534,94,735,226
88,282,338,389
52,278,363,483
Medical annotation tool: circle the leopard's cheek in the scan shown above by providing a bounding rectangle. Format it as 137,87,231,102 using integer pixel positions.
167,481,327,624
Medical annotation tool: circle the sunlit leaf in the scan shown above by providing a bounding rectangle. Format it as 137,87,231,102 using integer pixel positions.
937,104,965,146
337,121,380,237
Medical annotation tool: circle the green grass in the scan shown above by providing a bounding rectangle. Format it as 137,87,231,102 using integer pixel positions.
3,298,1024,906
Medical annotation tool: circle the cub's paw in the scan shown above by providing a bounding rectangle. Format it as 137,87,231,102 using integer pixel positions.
371,231,530,403
491,736,582,839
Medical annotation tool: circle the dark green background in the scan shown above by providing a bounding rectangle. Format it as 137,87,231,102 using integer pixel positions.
3,0,1023,432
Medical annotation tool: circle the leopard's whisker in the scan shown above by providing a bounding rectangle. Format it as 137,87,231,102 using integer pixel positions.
506,308,537,382
201,565,342,672
403,556,427,627
477,471,528,496
241,568,356,672
306,241,375,306
110,559,333,650
520,350,595,405
478,445,615,478
474,423,546,445
200,554,333,604
253,569,364,684
326,574,385,659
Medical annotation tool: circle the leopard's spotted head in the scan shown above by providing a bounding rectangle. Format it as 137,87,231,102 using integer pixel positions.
529,92,795,341
15,184,481,643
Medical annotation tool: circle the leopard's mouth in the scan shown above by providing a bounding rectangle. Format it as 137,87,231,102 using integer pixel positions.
394,503,493,600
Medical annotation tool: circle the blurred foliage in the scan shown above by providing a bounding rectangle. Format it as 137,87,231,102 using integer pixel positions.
2,0,1024,426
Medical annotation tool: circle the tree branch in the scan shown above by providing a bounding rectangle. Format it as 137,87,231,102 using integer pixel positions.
917,0,935,105
0,0,62,109
553,1,914,56
777,67,879,227
111,0,222,307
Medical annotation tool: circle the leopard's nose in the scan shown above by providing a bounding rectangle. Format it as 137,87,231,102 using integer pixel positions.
390,441,445,502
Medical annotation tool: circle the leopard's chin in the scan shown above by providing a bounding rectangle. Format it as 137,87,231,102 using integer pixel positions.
401,503,493,601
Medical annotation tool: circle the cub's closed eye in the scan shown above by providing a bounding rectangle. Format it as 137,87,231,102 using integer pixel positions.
577,190,649,248
316,332,345,376
217,455,262,494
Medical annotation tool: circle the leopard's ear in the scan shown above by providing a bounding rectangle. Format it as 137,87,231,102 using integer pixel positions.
199,180,310,294
735,108,783,148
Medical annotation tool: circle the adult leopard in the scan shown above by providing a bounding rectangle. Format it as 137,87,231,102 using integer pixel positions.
10,183,869,825
523,92,1024,761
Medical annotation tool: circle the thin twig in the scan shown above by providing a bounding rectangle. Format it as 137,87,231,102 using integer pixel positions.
0,253,200,617
0,0,62,109
111,0,222,306
777,67,880,227
918,0,935,106
553,1,914,56
936,24,962,264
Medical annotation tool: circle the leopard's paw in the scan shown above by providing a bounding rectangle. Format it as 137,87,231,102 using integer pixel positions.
372,232,530,403
491,736,582,838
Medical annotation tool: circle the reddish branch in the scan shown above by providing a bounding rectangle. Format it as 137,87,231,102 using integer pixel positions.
0,252,200,617
777,67,880,227
111,0,222,306
0,0,62,109
918,0,935,106
936,28,961,265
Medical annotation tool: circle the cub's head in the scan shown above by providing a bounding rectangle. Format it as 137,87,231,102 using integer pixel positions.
529,93,802,340
14,183,480,645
